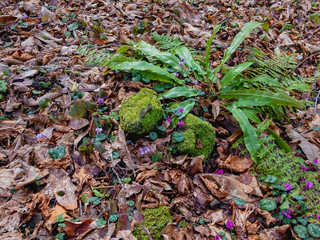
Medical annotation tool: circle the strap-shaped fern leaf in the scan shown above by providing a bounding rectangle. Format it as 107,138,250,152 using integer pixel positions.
221,89,304,108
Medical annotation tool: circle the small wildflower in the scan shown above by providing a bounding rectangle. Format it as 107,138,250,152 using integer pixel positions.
22,16,27,19
275,218,277,222
317,214,320,222
305,181,313,189
37,23,42,28
179,61,185,66
226,220,234,229
97,97,104,104
314,159,318,164
214,235,220,240
174,72,179,78
177,120,184,127
284,182,292,191
180,57,185,62
139,145,151,155
300,165,307,171
301,177,305,181
179,108,184,112
281,210,292,219
167,117,172,122
216,169,223,175
36,133,47,140
95,128,102,134
295,153,299,156
193,80,198,84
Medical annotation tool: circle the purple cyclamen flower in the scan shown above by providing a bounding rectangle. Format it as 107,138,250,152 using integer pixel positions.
300,165,307,171
139,145,151,155
174,72,179,78
179,61,185,66
214,235,220,240
305,181,313,189
22,16,27,19
167,117,172,122
281,210,292,218
37,24,42,28
314,159,318,164
97,97,104,104
180,57,185,62
225,220,234,229
216,169,223,175
193,80,198,84
317,214,320,222
36,133,47,140
95,128,102,134
284,182,292,191
177,120,184,127
179,108,184,113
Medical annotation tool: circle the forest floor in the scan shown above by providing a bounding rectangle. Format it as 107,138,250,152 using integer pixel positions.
0,0,320,240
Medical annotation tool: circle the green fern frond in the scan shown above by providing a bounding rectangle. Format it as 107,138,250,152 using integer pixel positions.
152,32,184,51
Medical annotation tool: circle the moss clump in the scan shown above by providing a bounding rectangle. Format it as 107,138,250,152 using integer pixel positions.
132,206,171,240
175,113,215,159
119,88,164,136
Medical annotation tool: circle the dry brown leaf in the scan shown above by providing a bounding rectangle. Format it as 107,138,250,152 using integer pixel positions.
219,155,254,173
45,204,68,231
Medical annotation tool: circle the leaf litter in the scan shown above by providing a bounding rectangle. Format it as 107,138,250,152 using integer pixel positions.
0,0,320,239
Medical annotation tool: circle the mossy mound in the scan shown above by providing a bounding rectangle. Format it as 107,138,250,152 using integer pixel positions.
175,113,215,159
119,88,164,136
132,206,171,240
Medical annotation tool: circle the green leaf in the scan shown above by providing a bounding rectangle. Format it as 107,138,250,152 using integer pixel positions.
2,69,10,77
214,22,261,76
171,131,185,143
149,132,158,141
0,80,7,92
233,197,246,206
220,62,253,87
308,223,320,238
159,86,198,99
154,84,165,92
221,90,304,108
267,129,292,153
32,90,42,95
96,133,108,142
294,225,308,238
81,194,88,203
259,199,277,211
105,57,183,85
112,150,120,159
109,213,119,223
151,153,161,162
174,99,195,119
175,46,205,79
38,99,50,110
228,105,260,162
67,22,79,31
264,175,277,183
206,24,221,72
69,101,86,118
132,41,181,72
55,214,65,223
91,186,105,197
49,145,66,159
96,216,107,227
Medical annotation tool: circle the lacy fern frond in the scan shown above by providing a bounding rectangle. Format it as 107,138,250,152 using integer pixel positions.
245,48,313,92
152,32,184,51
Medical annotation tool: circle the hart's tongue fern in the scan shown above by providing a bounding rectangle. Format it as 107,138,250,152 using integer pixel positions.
152,32,184,51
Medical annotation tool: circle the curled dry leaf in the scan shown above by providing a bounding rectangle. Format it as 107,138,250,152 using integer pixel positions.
189,155,204,175
63,219,94,238
286,126,320,161
259,225,291,240
218,155,254,173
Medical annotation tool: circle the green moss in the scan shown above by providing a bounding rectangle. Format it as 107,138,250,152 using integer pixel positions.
175,113,215,159
119,88,164,135
133,206,171,240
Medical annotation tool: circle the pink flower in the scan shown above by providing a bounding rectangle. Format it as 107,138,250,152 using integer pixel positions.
139,145,151,155
226,220,234,229
284,182,292,191
95,128,102,134
317,214,320,222
36,133,47,140
305,181,313,189
97,97,104,104
167,117,172,122
214,235,220,240
179,108,184,112
216,169,223,175
300,165,307,172
174,72,179,78
281,210,292,218
177,120,184,127
314,159,318,164
193,80,198,84
180,57,185,62
179,61,185,66
37,23,42,28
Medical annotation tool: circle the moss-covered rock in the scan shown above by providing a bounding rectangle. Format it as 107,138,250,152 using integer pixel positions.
175,113,215,159
119,88,164,136
132,206,171,240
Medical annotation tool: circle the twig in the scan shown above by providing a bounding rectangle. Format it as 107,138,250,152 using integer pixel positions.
128,209,154,240
314,89,320,114
111,167,124,188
